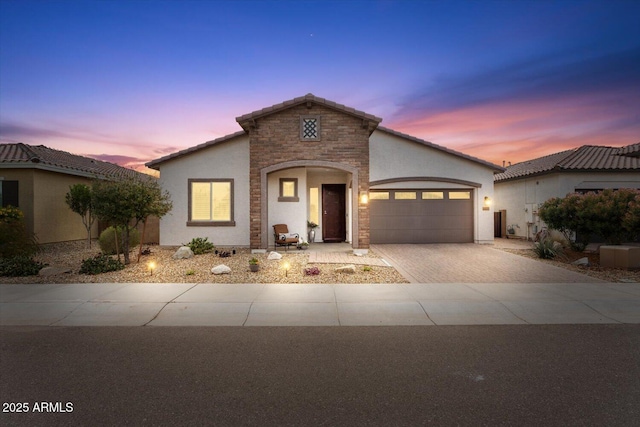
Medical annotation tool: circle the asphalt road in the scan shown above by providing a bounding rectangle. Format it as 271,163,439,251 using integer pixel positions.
1,325,639,426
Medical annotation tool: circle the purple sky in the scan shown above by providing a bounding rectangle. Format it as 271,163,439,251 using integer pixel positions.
1,0,639,173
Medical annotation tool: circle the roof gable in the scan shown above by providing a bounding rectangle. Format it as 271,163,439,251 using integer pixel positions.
0,143,151,181
236,93,382,132
495,143,640,182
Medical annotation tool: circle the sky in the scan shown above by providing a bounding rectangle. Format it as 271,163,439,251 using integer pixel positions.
1,0,639,174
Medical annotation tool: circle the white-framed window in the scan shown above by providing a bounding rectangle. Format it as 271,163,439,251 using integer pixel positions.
188,179,235,226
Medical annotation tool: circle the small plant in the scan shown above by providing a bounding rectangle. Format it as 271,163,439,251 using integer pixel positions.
185,269,195,276
249,257,259,265
99,226,140,255
363,265,372,272
79,254,125,275
307,221,318,229
185,237,215,255
249,257,259,272
304,266,320,276
533,239,559,259
0,256,46,277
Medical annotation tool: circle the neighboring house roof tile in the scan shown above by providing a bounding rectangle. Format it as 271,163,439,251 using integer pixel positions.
494,143,640,182
0,143,150,181
235,93,382,126
145,130,247,170
376,126,506,173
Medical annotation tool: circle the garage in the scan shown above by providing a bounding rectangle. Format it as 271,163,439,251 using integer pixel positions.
370,189,474,243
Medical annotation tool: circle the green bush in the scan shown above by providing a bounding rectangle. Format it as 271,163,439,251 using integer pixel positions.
79,254,124,275
533,239,560,259
99,226,140,255
0,206,39,258
185,237,215,255
0,256,46,277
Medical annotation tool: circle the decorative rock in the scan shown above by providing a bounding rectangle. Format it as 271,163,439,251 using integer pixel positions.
39,266,72,276
173,246,194,259
571,257,589,267
211,264,231,275
267,251,282,260
335,264,356,274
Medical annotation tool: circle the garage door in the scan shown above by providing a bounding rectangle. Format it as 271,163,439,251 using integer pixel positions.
370,189,473,243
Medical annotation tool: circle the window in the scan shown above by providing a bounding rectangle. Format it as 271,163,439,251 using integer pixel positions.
188,179,234,226
422,191,444,200
300,116,320,141
449,191,471,200
0,180,19,207
369,192,389,200
395,191,417,200
279,178,299,202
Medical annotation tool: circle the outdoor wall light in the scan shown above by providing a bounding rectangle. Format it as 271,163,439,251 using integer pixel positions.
283,260,291,277
484,196,491,207
360,191,368,204
148,261,156,276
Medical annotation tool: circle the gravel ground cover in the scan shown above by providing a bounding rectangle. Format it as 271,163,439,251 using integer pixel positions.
0,241,408,284
497,247,640,283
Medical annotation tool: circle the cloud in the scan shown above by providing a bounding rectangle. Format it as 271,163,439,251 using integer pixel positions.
393,46,640,121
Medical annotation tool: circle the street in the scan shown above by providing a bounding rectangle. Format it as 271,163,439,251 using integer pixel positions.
1,325,639,426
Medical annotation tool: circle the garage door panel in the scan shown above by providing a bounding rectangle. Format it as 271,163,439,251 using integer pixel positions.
370,189,474,244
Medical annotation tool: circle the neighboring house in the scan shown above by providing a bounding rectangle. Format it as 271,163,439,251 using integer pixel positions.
0,143,158,244
494,143,640,240
146,94,504,251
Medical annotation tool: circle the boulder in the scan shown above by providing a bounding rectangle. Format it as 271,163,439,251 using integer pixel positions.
39,266,72,276
571,257,590,267
211,264,231,275
267,251,282,260
173,246,194,259
335,264,356,274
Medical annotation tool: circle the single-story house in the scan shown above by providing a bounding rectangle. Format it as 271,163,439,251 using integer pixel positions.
494,143,640,240
0,143,158,244
146,94,504,251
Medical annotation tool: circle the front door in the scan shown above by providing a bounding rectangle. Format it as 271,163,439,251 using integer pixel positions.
322,184,346,242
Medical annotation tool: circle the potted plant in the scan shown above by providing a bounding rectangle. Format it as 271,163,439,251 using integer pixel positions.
249,257,259,272
297,241,309,250
307,221,318,243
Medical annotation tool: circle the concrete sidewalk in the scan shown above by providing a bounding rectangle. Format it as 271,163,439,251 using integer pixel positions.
1,282,639,326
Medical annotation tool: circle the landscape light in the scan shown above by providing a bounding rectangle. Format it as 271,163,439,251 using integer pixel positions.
283,260,291,277
148,261,156,276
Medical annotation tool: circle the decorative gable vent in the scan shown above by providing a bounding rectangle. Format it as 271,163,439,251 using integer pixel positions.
300,116,320,141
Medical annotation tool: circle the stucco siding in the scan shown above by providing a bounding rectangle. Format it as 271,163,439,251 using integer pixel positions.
369,130,496,244
157,135,250,247
494,171,640,240
267,168,307,248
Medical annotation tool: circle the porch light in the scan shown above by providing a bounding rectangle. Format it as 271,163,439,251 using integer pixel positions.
148,261,156,276
360,191,368,204
484,196,491,207
283,260,291,277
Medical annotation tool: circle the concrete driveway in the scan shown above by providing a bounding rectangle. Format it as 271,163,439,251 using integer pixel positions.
371,243,605,283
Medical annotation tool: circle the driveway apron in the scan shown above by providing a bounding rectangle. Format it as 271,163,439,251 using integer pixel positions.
371,244,605,283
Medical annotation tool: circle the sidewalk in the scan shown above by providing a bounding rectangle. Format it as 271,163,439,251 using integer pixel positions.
2,282,639,326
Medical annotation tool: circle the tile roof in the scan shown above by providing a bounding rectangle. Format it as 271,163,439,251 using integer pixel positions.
494,143,640,182
376,126,506,173
235,93,382,128
0,143,151,181
145,131,247,170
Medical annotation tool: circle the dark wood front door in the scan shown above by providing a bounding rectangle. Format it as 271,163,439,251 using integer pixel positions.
322,184,346,242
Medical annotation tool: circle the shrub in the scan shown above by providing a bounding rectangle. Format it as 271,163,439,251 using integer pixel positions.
79,254,125,275
304,266,321,276
0,256,46,277
533,239,561,259
185,237,215,255
0,206,39,258
99,226,140,255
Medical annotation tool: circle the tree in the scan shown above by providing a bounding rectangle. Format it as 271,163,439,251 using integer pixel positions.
92,178,172,264
65,183,96,248
539,189,640,247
